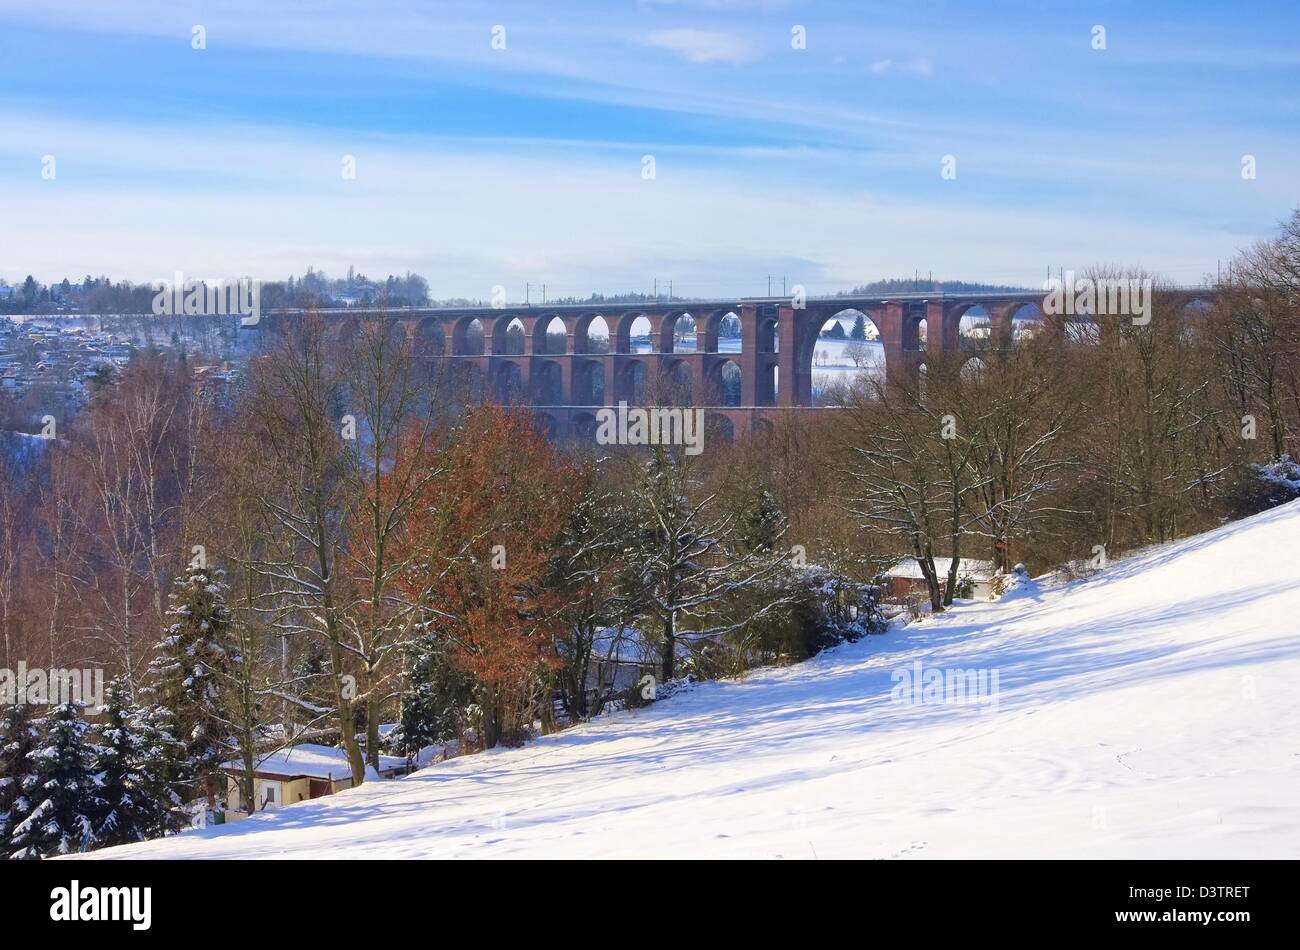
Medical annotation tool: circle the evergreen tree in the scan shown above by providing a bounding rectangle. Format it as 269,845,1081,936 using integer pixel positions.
92,679,186,848
850,313,867,340
9,702,101,859
129,702,189,838
391,631,474,761
144,567,238,807
737,485,788,554
0,703,40,855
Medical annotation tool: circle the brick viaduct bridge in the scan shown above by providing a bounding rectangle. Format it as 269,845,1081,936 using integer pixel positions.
259,291,1102,439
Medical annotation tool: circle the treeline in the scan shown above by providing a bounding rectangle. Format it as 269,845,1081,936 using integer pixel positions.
0,267,433,315
838,278,1033,296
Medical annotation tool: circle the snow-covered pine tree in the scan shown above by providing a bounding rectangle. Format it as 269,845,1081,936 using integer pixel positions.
0,703,41,855
144,566,239,808
128,700,189,838
9,702,101,859
92,678,186,848
93,679,148,848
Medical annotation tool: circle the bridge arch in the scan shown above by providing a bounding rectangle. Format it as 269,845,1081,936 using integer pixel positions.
709,310,743,354
659,311,698,354
452,316,486,356
617,359,649,403
413,316,446,357
533,359,564,406
572,358,605,405
708,359,742,407
1008,302,1046,341
495,360,526,404
492,317,527,356
660,358,695,404
574,314,611,354
797,308,886,406
806,308,881,353
705,412,735,443
908,315,929,351
614,312,654,354
702,310,743,356
954,305,991,347
534,315,568,355
750,362,778,406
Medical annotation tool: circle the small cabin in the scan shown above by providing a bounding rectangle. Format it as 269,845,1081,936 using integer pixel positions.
882,558,995,602
586,626,661,695
221,743,410,819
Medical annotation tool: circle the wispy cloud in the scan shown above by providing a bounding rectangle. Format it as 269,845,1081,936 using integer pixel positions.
869,57,933,77
644,29,760,64
0,110,1261,291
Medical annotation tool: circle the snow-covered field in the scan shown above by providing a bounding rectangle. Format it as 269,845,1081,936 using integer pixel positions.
80,501,1300,859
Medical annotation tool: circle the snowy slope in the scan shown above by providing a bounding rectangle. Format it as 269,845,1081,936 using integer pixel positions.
80,502,1300,859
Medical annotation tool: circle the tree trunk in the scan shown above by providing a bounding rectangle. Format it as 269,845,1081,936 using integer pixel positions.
365,695,380,771
329,645,365,786
661,609,676,683
481,693,501,749
944,553,961,607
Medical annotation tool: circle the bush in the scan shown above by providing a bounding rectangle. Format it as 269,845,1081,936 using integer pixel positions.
614,673,658,710
680,640,739,680
1224,455,1300,518
729,565,888,666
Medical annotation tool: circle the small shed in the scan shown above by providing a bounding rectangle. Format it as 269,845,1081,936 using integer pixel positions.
588,626,660,694
882,557,995,601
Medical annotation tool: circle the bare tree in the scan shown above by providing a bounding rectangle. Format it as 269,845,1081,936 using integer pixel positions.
244,314,366,784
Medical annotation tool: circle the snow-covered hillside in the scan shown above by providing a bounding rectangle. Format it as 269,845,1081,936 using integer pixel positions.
81,502,1300,859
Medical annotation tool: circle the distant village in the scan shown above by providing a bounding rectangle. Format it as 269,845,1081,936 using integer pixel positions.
0,314,245,437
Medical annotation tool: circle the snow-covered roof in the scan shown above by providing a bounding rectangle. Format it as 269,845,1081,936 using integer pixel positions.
592,626,656,664
884,557,995,581
221,743,407,781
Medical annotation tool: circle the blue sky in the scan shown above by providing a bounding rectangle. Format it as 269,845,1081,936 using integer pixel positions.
1,0,1297,298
